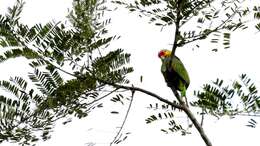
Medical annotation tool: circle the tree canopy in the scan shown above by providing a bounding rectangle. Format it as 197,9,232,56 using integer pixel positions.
0,0,259,146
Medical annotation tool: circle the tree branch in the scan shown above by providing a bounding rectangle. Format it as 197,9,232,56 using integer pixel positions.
98,78,212,146
169,86,213,146
177,4,240,47
171,0,182,56
168,4,212,144
98,79,184,110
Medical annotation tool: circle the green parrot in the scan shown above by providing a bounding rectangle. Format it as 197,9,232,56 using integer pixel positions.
158,49,190,97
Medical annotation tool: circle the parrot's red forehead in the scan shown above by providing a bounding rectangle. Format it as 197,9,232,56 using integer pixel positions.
158,50,165,58
158,50,171,58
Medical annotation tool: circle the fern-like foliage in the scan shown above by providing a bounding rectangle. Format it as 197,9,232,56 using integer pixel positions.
113,0,258,51
0,77,55,145
91,48,133,83
145,101,190,135
0,0,133,144
192,74,260,127
253,5,260,32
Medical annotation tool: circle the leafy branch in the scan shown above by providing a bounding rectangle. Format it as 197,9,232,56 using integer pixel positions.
193,74,260,127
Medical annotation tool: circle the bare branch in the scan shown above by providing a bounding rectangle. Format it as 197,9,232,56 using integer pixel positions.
169,86,213,146
200,109,206,126
98,79,184,110
110,89,135,146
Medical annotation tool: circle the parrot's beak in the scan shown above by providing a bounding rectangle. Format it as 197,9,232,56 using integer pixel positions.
160,56,165,60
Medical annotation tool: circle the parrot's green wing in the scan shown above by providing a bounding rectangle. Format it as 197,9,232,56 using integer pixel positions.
171,56,190,86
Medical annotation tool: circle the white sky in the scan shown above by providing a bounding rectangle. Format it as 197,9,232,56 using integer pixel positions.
0,0,260,146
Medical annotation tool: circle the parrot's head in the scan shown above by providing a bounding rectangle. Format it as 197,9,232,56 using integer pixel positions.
158,49,171,60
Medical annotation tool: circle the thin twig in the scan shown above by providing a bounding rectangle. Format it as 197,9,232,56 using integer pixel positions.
85,88,119,106
229,112,260,117
201,109,205,126
110,89,135,146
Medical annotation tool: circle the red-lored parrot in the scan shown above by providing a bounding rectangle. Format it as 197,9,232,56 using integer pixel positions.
158,49,190,97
